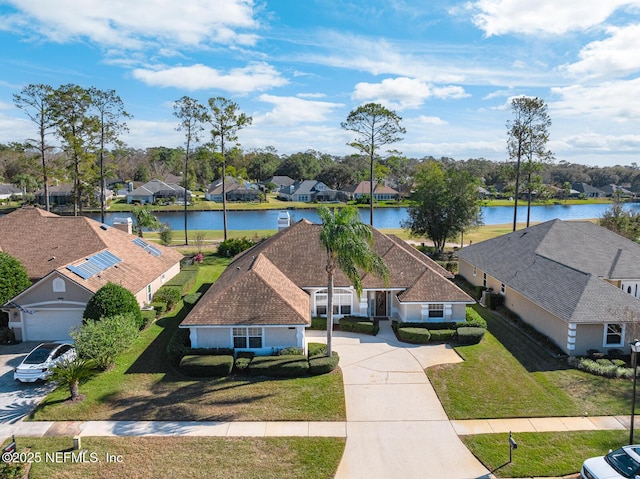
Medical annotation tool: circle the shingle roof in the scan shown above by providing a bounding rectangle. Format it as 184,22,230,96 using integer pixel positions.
182,219,472,327
458,219,640,323
343,181,399,195
0,207,183,295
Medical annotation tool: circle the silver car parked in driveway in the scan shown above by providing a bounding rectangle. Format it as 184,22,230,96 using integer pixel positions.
582,445,640,479
13,343,76,383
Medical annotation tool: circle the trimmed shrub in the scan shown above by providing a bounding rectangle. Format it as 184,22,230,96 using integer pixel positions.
457,327,486,345
465,308,488,329
485,292,504,310
473,285,484,300
309,352,340,375
140,309,157,329
571,357,635,379
217,237,255,257
310,317,327,330
165,266,199,294
166,328,191,365
151,301,167,315
183,292,202,308
179,355,234,377
429,329,456,341
234,357,252,372
276,347,304,356
153,286,182,310
397,327,431,344
307,342,327,358
84,282,143,328
339,317,379,335
248,355,309,377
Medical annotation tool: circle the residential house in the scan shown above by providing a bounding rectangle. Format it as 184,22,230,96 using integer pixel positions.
458,219,640,356
572,182,605,198
277,180,339,202
34,183,74,207
600,184,634,198
342,181,399,201
0,184,22,200
264,176,295,193
205,178,260,202
126,179,190,204
180,219,474,353
0,207,183,341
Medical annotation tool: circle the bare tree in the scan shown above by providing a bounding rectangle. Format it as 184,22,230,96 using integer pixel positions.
341,103,405,225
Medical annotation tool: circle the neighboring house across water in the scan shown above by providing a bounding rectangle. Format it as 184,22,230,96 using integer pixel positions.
572,182,605,198
0,184,22,200
264,176,295,193
342,181,399,201
277,180,339,202
0,207,183,341
458,219,640,356
126,179,190,204
180,219,474,354
599,184,634,198
205,178,260,202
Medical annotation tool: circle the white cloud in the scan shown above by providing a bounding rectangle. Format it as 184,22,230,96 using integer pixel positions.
352,77,469,110
132,63,288,93
414,115,448,126
551,79,640,121
0,0,258,49
563,24,640,79
256,95,344,126
466,0,638,36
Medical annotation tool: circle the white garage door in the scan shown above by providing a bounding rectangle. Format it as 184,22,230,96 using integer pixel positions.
23,309,84,341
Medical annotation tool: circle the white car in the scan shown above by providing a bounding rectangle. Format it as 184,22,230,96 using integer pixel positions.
14,342,76,383
582,445,640,479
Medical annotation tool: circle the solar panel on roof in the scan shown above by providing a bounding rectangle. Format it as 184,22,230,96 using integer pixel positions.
132,237,162,257
66,251,122,279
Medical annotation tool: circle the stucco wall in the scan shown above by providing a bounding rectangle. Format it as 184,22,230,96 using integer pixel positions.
187,325,305,354
137,263,181,306
459,259,481,288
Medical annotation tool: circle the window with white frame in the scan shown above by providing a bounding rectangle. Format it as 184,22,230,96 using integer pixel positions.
500,283,505,295
147,284,152,303
233,327,262,348
605,323,623,346
52,278,66,293
428,304,444,318
483,272,487,288
473,266,477,276
315,288,352,316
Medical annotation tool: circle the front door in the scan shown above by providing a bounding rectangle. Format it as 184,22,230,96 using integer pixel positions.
375,291,387,317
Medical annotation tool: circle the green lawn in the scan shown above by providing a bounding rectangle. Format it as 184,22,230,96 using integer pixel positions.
30,253,346,422
462,430,627,478
7,436,345,479
427,305,634,419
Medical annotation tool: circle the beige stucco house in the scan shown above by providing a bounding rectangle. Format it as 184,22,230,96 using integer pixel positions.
181,219,474,354
0,207,183,341
458,219,640,356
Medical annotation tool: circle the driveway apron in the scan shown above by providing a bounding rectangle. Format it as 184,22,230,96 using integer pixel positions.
311,322,490,479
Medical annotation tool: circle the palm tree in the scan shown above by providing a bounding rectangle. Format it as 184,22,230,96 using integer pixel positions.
318,206,389,356
48,358,96,401
131,205,162,237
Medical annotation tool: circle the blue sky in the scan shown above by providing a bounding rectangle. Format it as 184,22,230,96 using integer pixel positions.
1,0,639,167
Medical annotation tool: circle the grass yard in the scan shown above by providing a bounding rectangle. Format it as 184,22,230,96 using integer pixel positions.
10,436,345,479
462,430,627,478
29,253,346,422
427,305,634,419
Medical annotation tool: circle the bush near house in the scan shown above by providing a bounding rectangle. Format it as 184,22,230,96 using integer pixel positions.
397,327,431,344
150,301,167,315
310,317,327,330
164,265,199,295
568,357,635,379
309,353,339,375
166,327,236,365
457,327,486,345
217,237,255,257
182,292,202,308
83,282,143,329
179,355,234,377
465,308,488,329
153,286,182,310
429,329,456,341
140,309,157,329
338,317,379,335
248,355,310,378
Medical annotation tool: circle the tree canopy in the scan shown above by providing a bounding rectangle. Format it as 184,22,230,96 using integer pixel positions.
0,252,31,305
83,282,142,328
403,161,482,254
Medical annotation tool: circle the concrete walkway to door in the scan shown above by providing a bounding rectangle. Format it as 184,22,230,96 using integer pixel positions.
308,321,492,479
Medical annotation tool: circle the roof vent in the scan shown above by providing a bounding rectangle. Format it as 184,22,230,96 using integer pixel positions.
100,224,109,230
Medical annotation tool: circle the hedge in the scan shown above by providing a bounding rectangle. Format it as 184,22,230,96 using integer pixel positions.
429,329,456,341
150,301,167,315
397,327,431,344
309,352,339,375
457,327,486,345
338,317,379,335
248,355,309,377
164,265,199,294
485,292,504,310
307,342,327,358
183,292,202,308
179,355,234,377
140,309,157,329
465,308,488,329
310,317,327,330
166,328,233,365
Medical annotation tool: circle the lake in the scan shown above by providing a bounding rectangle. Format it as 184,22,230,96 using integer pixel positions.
89,202,640,231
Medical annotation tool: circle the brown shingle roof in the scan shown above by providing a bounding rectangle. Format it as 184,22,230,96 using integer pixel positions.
0,207,183,294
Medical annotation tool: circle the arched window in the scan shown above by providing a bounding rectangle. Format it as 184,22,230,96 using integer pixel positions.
52,278,66,293
315,288,352,316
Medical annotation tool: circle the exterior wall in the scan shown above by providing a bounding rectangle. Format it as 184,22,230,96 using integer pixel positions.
572,323,630,356
138,263,181,306
459,259,482,288
396,302,467,323
186,325,306,355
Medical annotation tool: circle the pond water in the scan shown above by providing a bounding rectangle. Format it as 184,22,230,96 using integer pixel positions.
88,202,640,231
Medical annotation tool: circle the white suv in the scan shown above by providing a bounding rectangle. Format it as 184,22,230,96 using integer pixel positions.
582,445,640,479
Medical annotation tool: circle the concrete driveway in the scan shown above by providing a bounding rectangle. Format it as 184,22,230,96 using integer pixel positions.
309,322,491,479
0,342,54,439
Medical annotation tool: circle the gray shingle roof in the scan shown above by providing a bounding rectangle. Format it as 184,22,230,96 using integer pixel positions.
458,219,640,323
